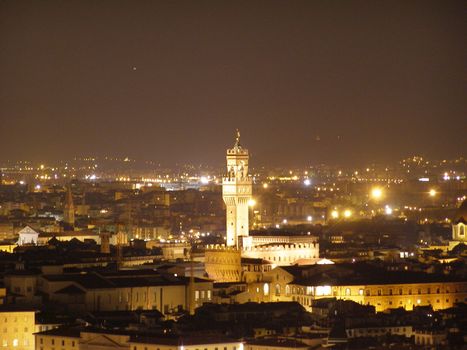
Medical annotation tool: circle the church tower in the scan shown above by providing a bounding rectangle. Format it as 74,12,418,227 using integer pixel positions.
63,184,75,228
222,130,252,248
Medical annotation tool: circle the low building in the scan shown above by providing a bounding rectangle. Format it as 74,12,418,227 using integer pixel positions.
0,306,36,350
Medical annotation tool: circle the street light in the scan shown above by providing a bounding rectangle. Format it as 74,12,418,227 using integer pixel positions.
331,210,339,219
429,189,437,197
343,209,352,218
371,187,383,200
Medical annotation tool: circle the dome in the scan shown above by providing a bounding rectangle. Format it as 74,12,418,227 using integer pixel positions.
453,199,467,224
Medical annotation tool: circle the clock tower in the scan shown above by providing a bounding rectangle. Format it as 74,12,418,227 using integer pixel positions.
222,130,252,248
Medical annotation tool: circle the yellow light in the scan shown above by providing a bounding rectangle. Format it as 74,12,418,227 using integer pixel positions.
263,183,269,189
371,187,383,200
331,210,339,219
343,209,352,218
247,199,256,207
429,189,437,197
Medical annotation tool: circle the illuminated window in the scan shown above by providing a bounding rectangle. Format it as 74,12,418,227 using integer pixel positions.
345,288,351,296
316,286,332,296
263,283,269,296
359,289,364,296
195,290,199,301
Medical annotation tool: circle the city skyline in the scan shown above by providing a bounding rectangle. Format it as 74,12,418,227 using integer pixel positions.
1,0,466,166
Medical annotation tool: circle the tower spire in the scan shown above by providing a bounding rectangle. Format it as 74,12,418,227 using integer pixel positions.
234,129,241,148
63,183,75,228
223,131,252,248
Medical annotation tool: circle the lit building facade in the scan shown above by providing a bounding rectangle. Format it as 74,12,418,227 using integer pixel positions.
206,131,319,282
0,307,35,350
222,130,252,248
251,265,467,312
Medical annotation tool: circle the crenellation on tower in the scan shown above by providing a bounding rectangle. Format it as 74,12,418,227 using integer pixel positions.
222,130,253,248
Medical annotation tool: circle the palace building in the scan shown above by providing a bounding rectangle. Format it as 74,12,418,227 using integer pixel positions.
222,263,467,312
205,131,319,282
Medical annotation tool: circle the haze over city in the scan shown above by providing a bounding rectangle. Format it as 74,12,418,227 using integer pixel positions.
0,2,466,349
1,0,466,166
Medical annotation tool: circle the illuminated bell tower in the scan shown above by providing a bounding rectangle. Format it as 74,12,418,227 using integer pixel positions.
222,130,252,248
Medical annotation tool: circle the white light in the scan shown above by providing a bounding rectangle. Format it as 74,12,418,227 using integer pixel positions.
303,179,311,186
19,181,25,185
343,209,352,218
385,205,393,215
418,177,429,182
316,285,332,296
200,176,209,184
307,215,312,222
247,199,256,207
89,174,97,180
282,219,288,224
331,210,339,219
35,184,41,190
275,224,280,229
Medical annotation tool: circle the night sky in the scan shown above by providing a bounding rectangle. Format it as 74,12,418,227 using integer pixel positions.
1,0,465,167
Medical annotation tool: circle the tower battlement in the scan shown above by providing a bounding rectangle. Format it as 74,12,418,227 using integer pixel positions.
222,130,252,248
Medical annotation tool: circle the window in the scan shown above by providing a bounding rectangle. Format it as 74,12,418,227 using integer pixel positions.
62,340,65,346
52,339,55,345
359,289,364,296
72,341,75,347
378,289,382,296
263,283,269,296
275,284,281,296
399,289,403,295
207,290,211,300
345,288,351,296
366,289,371,296
195,290,199,301
389,289,393,295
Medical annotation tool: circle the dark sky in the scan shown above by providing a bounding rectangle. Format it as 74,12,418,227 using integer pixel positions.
1,0,466,167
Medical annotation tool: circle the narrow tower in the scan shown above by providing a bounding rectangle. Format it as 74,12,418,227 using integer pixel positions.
222,130,252,248
63,184,75,227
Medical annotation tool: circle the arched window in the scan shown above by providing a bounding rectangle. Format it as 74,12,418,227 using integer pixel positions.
263,283,269,296
275,284,281,296
345,288,351,296
285,285,290,296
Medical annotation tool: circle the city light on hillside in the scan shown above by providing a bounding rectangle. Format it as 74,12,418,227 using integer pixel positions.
343,209,352,218
429,189,437,197
331,210,339,219
371,187,383,200
385,205,393,215
247,199,256,207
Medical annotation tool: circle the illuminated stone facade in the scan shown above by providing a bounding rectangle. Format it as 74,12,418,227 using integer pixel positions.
205,132,319,282
249,265,467,312
0,308,35,350
222,130,252,248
